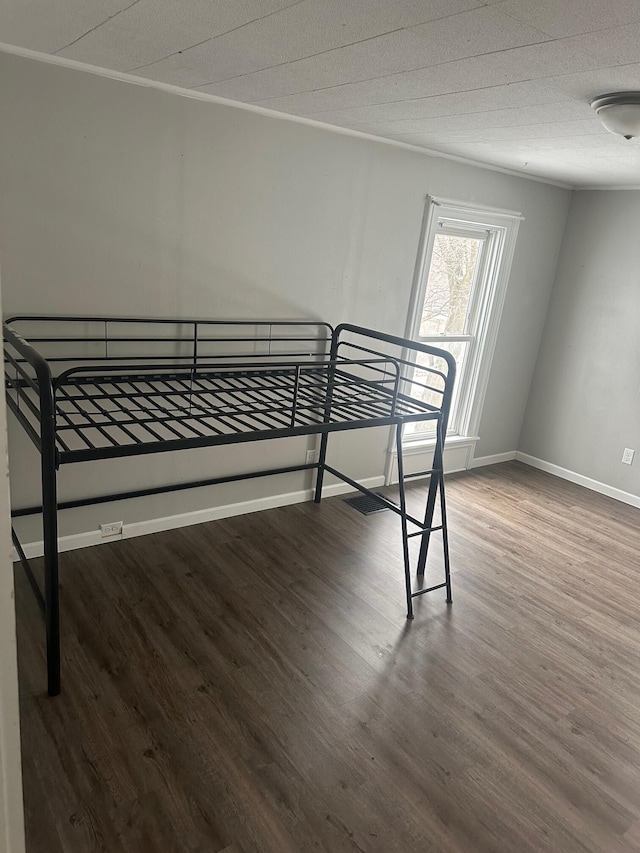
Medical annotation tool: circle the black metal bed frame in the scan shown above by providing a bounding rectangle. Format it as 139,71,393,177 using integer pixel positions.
4,317,456,696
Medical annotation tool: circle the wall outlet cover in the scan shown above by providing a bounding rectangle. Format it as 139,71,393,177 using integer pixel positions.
100,521,124,537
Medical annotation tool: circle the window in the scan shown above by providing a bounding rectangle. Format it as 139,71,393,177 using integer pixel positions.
404,197,521,442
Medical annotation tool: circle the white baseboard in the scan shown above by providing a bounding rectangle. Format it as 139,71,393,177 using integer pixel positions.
12,476,386,561
515,452,640,510
470,450,517,469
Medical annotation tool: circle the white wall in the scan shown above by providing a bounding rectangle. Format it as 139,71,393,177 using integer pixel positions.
0,262,26,852
0,51,571,543
520,190,640,500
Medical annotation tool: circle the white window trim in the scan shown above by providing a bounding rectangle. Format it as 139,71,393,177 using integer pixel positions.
403,195,522,444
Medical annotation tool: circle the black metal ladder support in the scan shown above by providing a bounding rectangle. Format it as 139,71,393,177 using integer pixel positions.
314,418,452,620
395,418,452,619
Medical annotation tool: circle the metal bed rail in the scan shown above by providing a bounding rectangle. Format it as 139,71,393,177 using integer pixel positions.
5,316,335,371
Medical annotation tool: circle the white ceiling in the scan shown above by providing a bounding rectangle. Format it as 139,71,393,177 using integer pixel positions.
4,0,640,187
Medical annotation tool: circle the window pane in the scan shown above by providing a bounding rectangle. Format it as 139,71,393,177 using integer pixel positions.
419,233,483,337
404,341,469,437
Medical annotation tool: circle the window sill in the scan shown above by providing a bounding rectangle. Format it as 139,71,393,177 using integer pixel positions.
385,435,480,483
391,434,480,457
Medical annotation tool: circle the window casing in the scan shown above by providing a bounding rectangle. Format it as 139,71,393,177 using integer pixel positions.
404,197,521,443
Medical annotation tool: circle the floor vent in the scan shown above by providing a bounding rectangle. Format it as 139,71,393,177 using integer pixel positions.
343,493,391,515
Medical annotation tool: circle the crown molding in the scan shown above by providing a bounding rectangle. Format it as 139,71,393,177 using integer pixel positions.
0,42,574,190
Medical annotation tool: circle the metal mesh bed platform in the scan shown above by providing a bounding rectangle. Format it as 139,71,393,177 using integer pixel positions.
4,317,456,696
39,362,442,461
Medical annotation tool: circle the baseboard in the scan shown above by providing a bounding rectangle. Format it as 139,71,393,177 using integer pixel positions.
515,452,640,510
12,476,386,561
470,450,517,469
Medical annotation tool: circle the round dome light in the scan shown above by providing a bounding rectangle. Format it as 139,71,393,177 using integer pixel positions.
591,92,640,140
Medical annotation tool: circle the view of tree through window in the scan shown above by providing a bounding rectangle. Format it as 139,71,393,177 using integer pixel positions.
406,230,484,437
420,233,481,337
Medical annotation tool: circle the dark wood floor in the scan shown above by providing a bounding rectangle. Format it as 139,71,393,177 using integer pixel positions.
15,461,640,852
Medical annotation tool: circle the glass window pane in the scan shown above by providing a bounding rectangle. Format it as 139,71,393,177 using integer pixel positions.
419,233,483,337
404,341,469,437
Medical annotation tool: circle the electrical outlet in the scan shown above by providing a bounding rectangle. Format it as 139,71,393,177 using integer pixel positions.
622,448,635,465
305,449,319,465
100,521,123,538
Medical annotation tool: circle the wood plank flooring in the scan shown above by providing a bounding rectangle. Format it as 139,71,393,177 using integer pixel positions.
15,461,640,852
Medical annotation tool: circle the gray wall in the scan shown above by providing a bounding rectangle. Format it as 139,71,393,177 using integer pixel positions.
0,52,571,540
520,190,640,498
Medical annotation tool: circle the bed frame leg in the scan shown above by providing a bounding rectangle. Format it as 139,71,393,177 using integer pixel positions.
42,420,60,696
314,433,329,503
395,424,414,619
440,469,452,604
417,418,446,577
315,333,338,505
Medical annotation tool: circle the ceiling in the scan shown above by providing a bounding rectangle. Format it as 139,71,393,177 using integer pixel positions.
4,0,640,188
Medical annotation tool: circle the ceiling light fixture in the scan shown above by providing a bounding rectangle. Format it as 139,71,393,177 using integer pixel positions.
591,92,640,140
